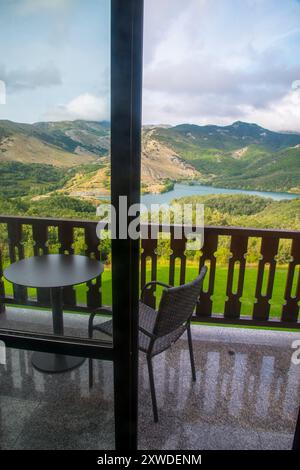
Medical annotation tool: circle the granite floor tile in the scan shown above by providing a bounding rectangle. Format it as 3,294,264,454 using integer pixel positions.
1,308,300,449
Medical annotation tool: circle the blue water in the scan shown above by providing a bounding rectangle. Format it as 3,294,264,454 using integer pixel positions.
141,183,300,208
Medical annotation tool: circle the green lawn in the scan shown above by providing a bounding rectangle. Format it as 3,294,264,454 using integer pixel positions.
100,264,290,318
4,264,290,318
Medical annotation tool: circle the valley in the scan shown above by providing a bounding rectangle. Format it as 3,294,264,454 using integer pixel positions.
152,121,300,193
0,117,299,263
1,119,300,202
0,118,299,231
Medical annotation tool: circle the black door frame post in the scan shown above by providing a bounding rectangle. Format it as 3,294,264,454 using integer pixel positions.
111,0,144,451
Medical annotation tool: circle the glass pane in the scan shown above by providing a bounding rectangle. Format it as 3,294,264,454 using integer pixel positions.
140,0,300,450
0,1,114,450
0,346,114,449
142,0,300,321
0,0,112,340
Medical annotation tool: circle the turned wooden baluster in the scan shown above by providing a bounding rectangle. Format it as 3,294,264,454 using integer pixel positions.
169,228,187,286
58,222,76,306
32,221,50,305
7,220,27,303
85,223,102,308
224,235,248,319
253,236,279,321
141,226,158,308
282,237,300,323
195,232,218,318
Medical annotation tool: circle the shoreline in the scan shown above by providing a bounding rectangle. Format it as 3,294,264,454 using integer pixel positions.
141,182,300,204
178,179,300,197
79,181,300,201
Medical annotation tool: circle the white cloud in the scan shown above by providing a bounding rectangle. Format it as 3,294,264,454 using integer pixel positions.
144,87,300,132
44,93,109,121
292,80,300,90
241,88,300,132
143,0,300,130
0,80,6,104
0,63,62,92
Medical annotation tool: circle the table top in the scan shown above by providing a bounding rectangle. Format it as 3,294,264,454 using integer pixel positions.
4,254,104,289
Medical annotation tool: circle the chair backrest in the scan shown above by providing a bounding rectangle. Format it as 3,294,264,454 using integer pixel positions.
154,266,207,337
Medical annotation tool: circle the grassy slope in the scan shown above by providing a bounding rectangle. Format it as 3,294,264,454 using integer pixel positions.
211,147,300,192
0,120,97,167
171,194,300,230
0,134,95,167
34,120,110,156
0,161,107,200
154,127,300,193
0,161,75,198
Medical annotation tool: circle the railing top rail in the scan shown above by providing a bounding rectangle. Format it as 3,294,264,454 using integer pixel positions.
0,214,97,227
143,223,300,239
203,225,300,239
0,214,299,239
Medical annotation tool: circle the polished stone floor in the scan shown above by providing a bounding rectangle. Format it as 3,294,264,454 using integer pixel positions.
0,307,300,449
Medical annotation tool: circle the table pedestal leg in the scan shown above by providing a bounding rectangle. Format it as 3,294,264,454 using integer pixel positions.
51,287,64,335
32,287,85,373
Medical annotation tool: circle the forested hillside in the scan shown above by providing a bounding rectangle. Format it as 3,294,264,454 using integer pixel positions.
1,119,300,196
153,122,300,193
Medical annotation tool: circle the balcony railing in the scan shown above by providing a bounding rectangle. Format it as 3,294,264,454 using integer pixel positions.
0,215,299,328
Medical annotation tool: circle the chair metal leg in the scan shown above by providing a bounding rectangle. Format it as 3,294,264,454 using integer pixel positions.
147,356,158,422
89,358,93,388
88,329,93,388
187,324,196,381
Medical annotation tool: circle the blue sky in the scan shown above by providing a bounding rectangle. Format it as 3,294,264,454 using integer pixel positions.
0,0,110,123
1,0,300,131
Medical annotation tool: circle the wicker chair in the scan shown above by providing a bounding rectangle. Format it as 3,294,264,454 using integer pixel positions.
88,266,207,422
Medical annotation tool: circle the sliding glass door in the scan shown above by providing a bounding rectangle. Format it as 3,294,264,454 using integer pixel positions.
0,0,143,451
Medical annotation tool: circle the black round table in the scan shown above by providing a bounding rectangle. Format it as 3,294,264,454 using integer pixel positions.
4,254,104,373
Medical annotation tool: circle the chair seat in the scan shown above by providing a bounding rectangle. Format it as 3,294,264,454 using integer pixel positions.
92,300,187,356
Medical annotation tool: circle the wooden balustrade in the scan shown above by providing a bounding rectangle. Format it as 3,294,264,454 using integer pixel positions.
0,216,102,312
141,224,300,328
0,216,299,328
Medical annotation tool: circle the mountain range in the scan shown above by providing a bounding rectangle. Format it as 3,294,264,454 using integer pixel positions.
0,119,300,198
